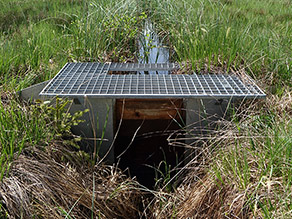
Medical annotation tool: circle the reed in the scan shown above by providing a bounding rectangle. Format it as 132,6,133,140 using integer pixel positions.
1,0,292,217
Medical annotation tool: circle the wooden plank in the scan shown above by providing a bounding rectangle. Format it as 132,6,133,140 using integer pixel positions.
116,99,183,120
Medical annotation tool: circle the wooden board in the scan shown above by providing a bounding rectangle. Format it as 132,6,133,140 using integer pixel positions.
116,99,183,120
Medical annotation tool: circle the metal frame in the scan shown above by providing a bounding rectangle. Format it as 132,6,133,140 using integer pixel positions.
40,62,266,99
37,62,266,164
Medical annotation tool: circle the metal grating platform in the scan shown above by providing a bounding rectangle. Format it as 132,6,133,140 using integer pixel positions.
109,62,179,71
40,62,266,99
54,62,180,74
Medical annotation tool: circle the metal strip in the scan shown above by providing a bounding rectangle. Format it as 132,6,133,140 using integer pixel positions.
112,75,118,94
135,74,139,94
175,75,184,94
108,62,179,71
129,74,133,94
83,62,101,94
227,75,244,95
169,75,176,94
187,74,198,95
214,74,228,95
41,63,70,94
68,63,89,94
194,74,205,94
121,75,126,95
91,63,106,94
182,74,191,95
150,75,153,94
105,73,113,94
222,75,236,95
207,74,221,95
232,76,252,95
41,93,264,99
163,75,169,95
157,74,161,94
61,63,85,93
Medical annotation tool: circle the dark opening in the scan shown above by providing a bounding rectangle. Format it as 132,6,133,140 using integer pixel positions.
114,99,185,189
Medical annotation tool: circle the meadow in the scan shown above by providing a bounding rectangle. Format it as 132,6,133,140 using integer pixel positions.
0,0,292,218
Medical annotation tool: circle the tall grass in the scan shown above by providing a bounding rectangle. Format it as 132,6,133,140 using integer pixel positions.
0,96,87,182
0,0,146,91
0,0,292,89
208,96,292,217
0,0,85,89
146,95,292,218
148,0,292,82
1,0,292,217
1,0,291,92
0,98,50,180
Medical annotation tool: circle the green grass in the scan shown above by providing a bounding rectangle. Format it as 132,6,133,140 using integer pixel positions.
1,0,291,92
0,0,85,89
149,0,292,82
1,0,292,217
211,102,292,217
0,97,86,182
0,98,49,180
0,0,145,91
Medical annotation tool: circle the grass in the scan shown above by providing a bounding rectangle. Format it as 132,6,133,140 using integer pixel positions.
0,96,86,181
209,96,292,218
150,0,292,82
0,96,49,180
146,95,292,218
0,144,143,218
0,0,145,90
1,0,291,91
0,0,292,217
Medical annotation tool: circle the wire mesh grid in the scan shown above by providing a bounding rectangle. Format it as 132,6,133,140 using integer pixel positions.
40,62,266,99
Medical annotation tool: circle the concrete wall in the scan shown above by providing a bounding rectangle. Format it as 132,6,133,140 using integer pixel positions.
70,98,115,163
18,81,50,101
19,83,115,163
19,82,232,165
184,98,232,163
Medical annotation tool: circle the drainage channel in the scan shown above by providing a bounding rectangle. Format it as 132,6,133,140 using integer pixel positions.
19,18,266,189
138,19,170,75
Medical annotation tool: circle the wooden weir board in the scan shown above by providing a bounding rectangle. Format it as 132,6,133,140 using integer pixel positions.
116,99,183,120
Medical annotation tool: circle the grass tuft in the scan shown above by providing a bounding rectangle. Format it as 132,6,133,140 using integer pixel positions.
1,0,292,217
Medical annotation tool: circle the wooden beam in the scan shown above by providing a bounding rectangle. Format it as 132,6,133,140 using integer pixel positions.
116,99,183,120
